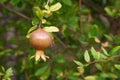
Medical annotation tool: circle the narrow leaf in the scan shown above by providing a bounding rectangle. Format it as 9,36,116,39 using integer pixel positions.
44,5,49,10
35,66,48,76
91,47,97,59
73,60,83,66
26,26,37,38
49,2,62,11
104,7,114,17
91,47,100,60
77,67,84,75
40,67,51,80
84,50,90,62
114,64,120,70
101,47,109,56
43,26,59,32
109,46,120,55
33,6,44,19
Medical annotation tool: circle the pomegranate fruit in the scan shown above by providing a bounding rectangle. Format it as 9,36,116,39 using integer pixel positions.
29,27,52,61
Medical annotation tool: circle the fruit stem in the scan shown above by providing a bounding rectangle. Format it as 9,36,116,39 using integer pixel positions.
38,21,42,29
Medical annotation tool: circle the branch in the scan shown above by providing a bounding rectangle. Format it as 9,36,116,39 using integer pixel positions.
1,3,31,21
54,35,68,49
82,0,112,20
84,54,120,66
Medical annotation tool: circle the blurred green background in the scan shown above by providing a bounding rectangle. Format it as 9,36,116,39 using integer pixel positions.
0,0,120,80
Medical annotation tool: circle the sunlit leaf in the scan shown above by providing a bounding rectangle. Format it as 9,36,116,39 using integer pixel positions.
26,25,37,38
91,47,100,60
4,67,13,79
95,63,102,71
27,26,37,34
109,46,120,55
114,64,120,70
77,67,84,75
45,5,49,10
0,72,4,76
73,60,83,66
42,19,46,24
49,2,62,11
100,54,107,59
104,7,115,17
100,73,118,79
43,26,59,32
85,76,97,80
84,50,90,62
33,6,44,19
101,47,109,56
1,66,5,72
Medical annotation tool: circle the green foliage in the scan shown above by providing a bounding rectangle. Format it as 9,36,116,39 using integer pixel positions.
0,67,13,80
84,50,90,62
1,0,120,79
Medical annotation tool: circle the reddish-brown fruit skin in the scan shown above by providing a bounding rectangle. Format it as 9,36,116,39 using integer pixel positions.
29,28,52,50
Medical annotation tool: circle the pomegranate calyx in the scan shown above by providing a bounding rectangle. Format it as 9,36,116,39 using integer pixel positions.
31,50,49,61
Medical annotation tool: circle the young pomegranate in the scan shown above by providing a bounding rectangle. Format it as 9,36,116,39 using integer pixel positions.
29,27,52,61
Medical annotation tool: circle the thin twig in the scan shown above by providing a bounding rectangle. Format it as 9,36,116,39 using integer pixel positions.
47,0,50,5
54,35,68,49
79,0,82,27
84,54,120,66
1,3,31,21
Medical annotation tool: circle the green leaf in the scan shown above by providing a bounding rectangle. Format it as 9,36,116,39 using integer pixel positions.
100,73,117,78
11,0,20,5
6,68,13,75
49,2,62,11
45,5,50,10
88,24,99,38
4,68,13,79
101,47,109,56
0,0,7,3
56,55,65,63
104,7,114,17
77,67,84,75
85,76,97,80
100,54,107,59
73,60,83,66
95,63,102,71
40,67,51,80
104,34,113,41
0,72,4,76
35,66,48,76
109,46,120,55
91,47,100,60
32,17,40,25
33,6,44,19
62,0,72,6
26,25,37,38
84,50,90,62
114,64,120,70
43,26,59,32
1,66,5,72
42,19,46,24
